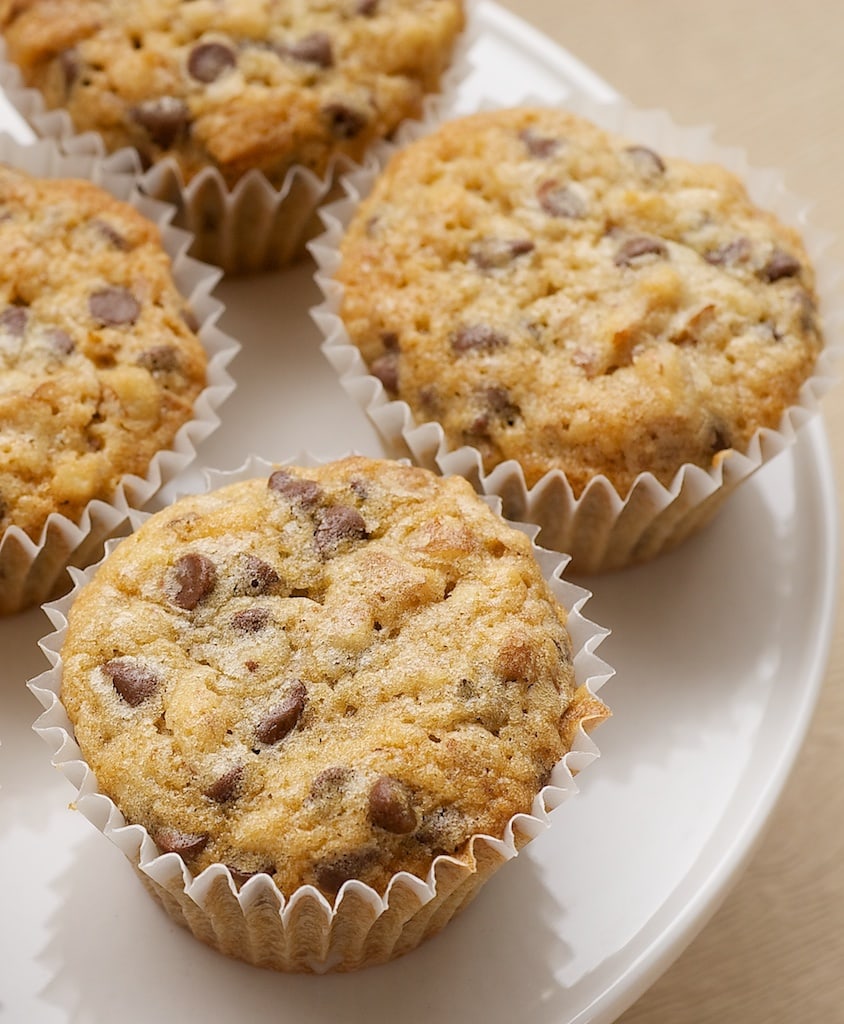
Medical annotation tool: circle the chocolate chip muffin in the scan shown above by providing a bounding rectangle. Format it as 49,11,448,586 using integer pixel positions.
336,106,824,499
59,456,605,902
0,163,206,547
1,0,465,188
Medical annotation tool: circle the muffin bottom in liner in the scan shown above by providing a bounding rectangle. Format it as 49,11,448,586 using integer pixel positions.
29,454,613,973
0,133,239,614
138,158,342,277
310,92,841,574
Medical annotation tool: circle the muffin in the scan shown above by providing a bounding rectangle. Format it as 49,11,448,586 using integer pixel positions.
0,0,467,272
38,455,611,972
315,104,831,571
0,154,230,614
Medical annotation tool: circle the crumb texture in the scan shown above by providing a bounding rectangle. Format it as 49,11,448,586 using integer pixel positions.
60,457,583,897
0,165,205,539
338,107,823,496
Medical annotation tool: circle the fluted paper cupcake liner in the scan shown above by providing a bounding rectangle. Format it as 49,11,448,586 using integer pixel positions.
28,453,613,973
310,92,841,573
0,3,478,275
0,133,239,614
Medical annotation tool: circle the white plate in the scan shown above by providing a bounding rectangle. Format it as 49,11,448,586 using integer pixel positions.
0,4,838,1023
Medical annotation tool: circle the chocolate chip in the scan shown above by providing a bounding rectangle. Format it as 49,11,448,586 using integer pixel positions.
0,306,28,337
169,553,217,610
241,555,280,595
245,660,259,673
309,765,354,800
154,827,208,858
131,96,190,148
484,385,520,424
204,765,243,803
614,236,668,266
187,41,236,82
89,286,140,327
48,329,75,356
370,351,399,393
103,658,160,706
759,249,802,283
538,180,587,218
356,0,378,13
267,470,323,509
92,219,130,251
314,505,367,555
451,323,509,353
284,31,334,67
232,607,269,632
323,101,367,139
369,776,417,834
138,345,179,373
703,237,752,267
519,127,560,158
624,144,666,176
255,681,307,745
469,237,535,270
313,848,377,894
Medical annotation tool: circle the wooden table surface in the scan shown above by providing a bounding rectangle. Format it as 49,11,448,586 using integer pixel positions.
491,1,844,1020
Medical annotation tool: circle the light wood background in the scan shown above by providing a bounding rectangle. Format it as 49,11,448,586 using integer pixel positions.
492,2,844,1021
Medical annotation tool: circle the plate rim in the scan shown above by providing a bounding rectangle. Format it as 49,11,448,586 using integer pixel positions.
579,417,839,1023
468,6,841,1017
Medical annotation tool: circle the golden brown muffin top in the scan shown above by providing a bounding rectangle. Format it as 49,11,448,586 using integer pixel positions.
0,164,205,540
2,0,464,187
337,107,823,497
60,457,601,897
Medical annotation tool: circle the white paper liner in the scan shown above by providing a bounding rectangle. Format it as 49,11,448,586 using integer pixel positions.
0,133,239,614
0,3,478,275
310,91,842,573
28,452,613,973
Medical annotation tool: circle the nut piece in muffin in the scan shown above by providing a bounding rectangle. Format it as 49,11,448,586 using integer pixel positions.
0,164,206,544
1,0,465,188
336,107,824,499
59,457,606,898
